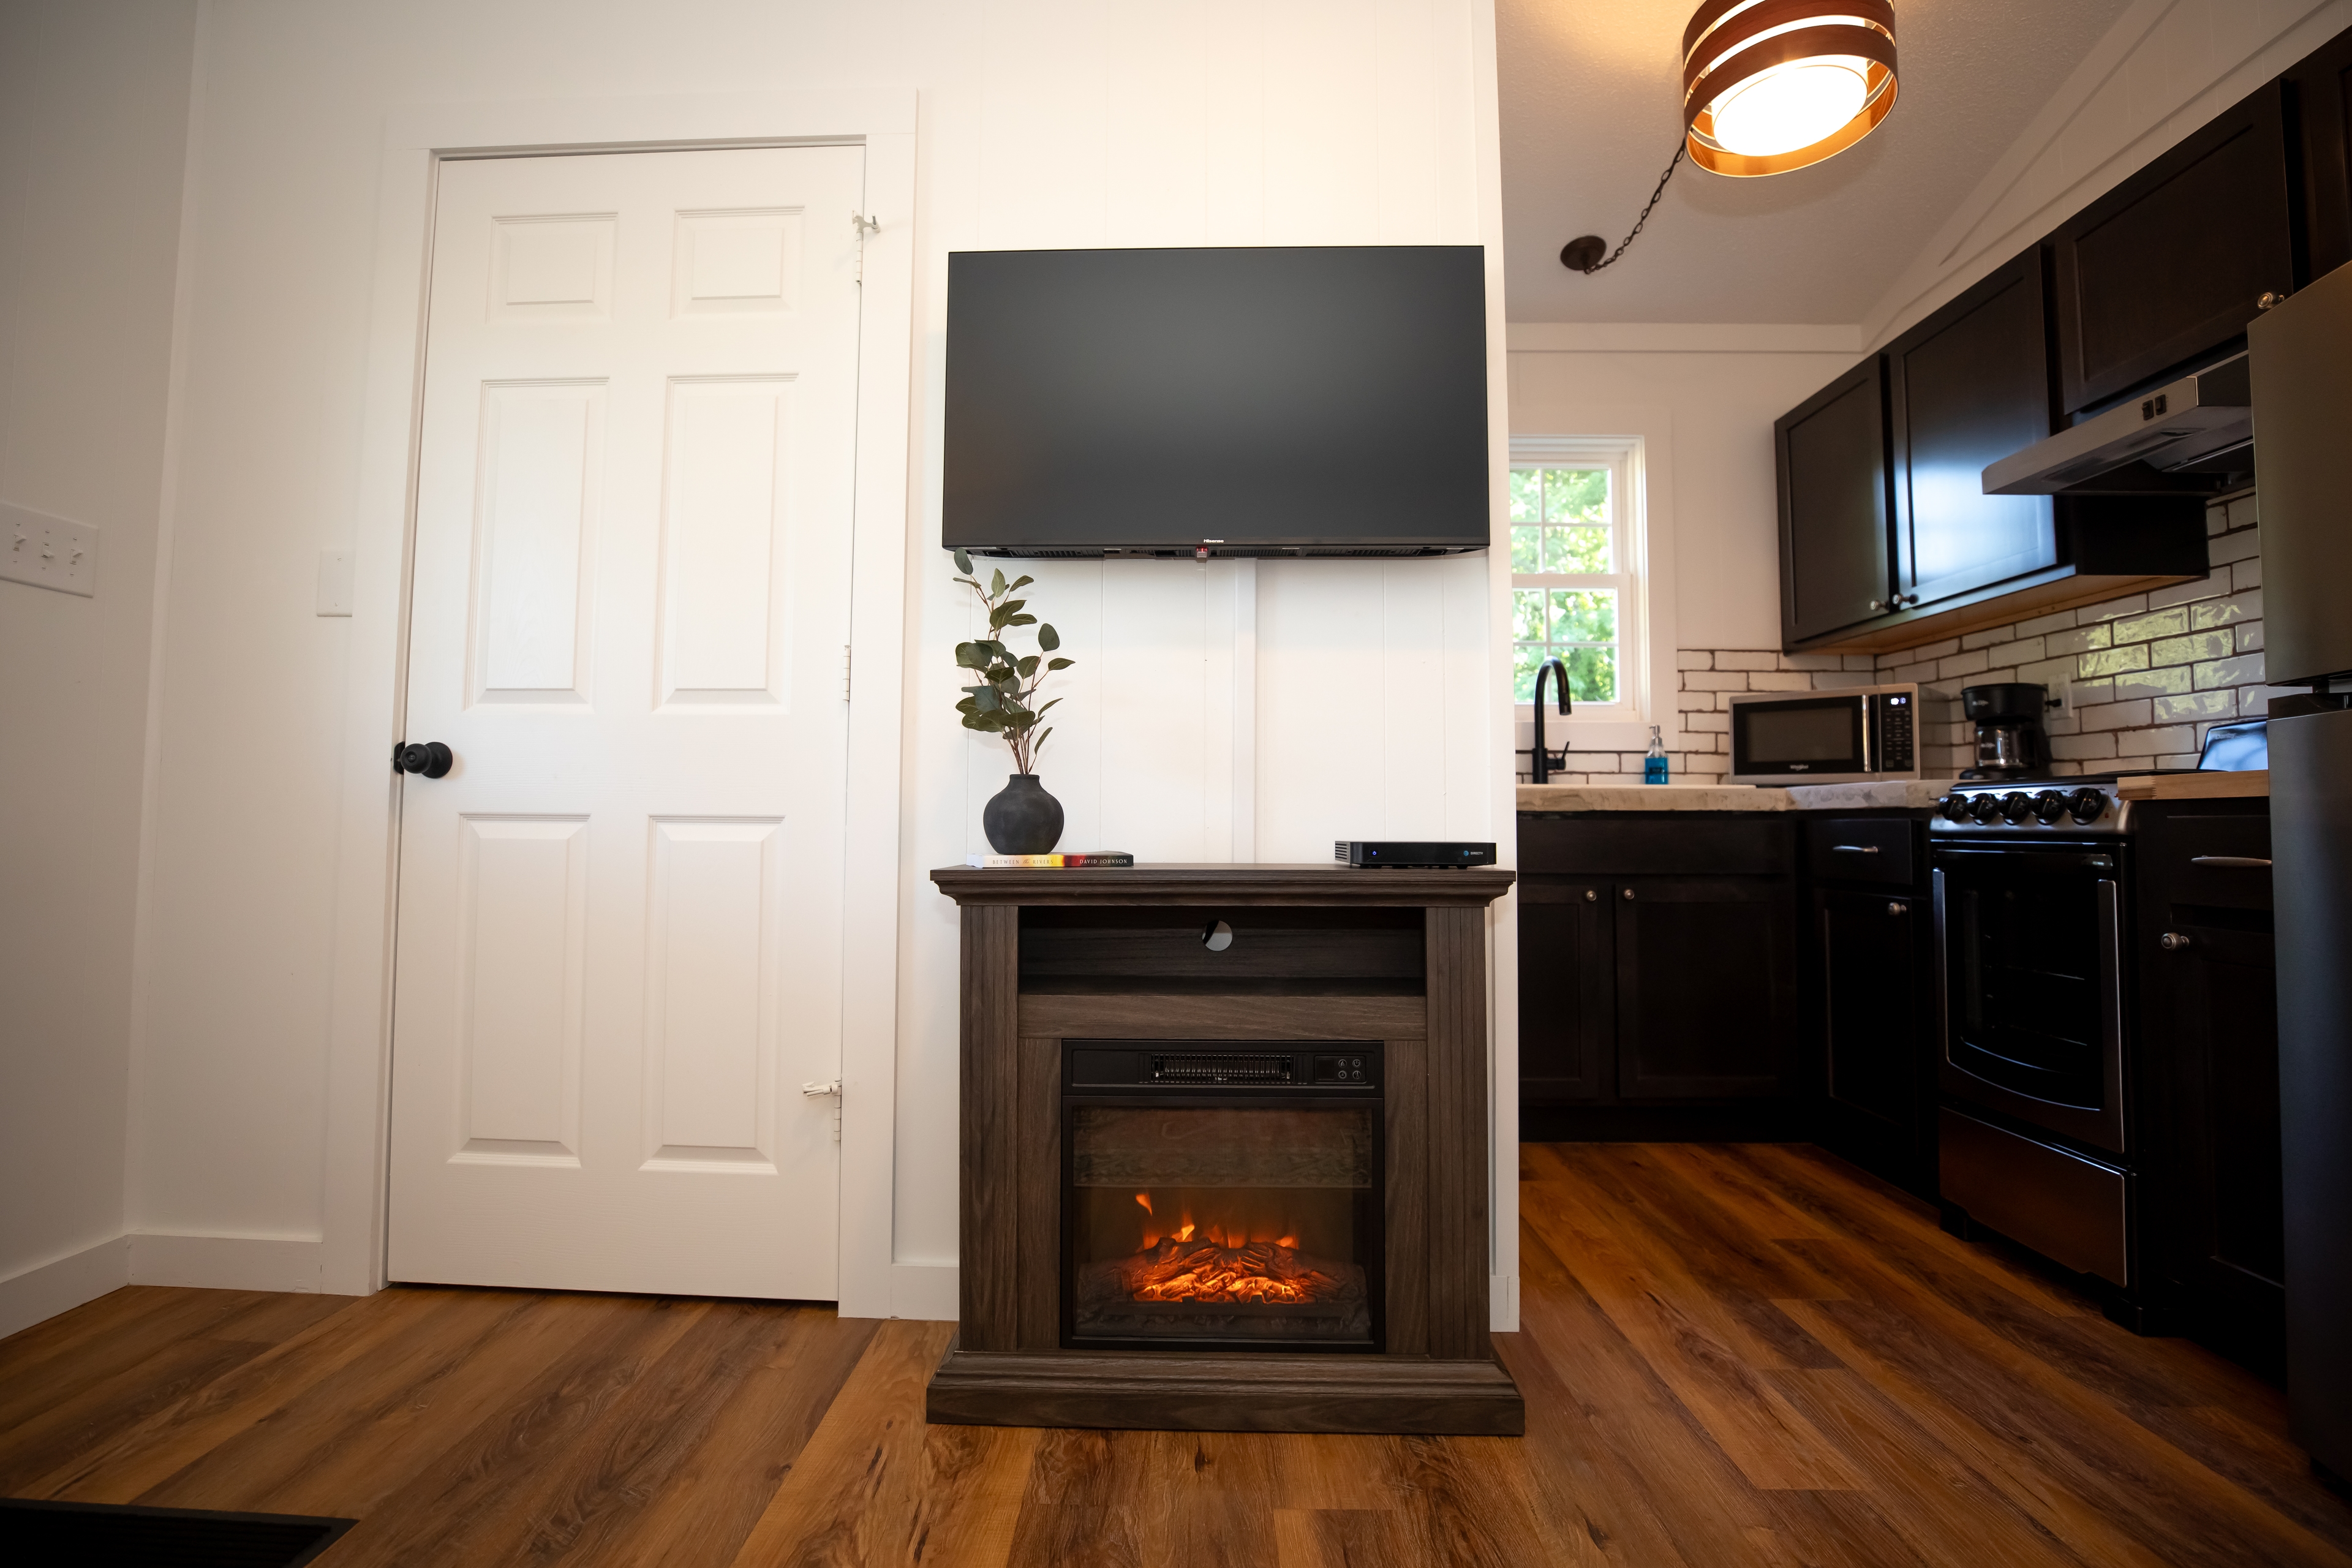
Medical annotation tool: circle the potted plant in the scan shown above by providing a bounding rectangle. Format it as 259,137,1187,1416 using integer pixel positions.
952,549,1075,854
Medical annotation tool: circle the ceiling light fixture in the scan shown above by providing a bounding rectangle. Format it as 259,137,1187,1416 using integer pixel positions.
1562,1,1899,273
1683,0,1898,176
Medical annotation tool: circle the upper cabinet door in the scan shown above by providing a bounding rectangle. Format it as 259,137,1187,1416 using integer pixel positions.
2052,83,2295,413
1888,249,2059,609
2283,29,2352,284
1776,356,1893,645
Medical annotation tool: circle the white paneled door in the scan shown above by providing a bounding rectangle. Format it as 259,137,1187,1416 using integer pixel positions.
388,147,865,1297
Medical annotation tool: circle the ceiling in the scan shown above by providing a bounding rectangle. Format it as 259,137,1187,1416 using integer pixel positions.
1498,0,2136,325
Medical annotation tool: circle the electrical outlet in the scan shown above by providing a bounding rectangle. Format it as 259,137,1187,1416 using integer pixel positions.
0,501,97,597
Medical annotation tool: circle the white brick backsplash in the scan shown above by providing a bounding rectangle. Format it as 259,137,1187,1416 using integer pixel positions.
2078,699,2152,731
2147,575,2227,610
2051,731,2119,761
2195,653,2264,689
1682,670,1751,691
1858,494,2260,777
1842,654,1877,671
1812,670,1880,689
1747,670,1814,691
2209,527,2261,565
1676,650,1714,670
2079,592,2150,623
1779,652,1845,671
1687,710,1730,732
1713,650,1779,671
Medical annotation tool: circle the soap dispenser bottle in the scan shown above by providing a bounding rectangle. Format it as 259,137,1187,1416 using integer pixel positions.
1644,725,1670,785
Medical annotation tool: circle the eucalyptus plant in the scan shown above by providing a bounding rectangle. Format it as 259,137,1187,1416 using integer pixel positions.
951,548,1074,775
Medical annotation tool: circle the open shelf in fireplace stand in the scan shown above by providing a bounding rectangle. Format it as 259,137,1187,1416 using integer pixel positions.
928,864,1525,1436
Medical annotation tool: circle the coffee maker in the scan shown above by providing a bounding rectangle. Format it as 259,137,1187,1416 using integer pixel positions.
1960,682,2048,779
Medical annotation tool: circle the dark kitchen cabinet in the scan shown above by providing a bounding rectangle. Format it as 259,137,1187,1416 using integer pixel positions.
1517,815,1800,1134
2138,802,2284,1379
1775,356,1893,644
1806,815,1938,1197
2051,83,2295,413
1516,881,1611,1102
2285,27,2352,284
1887,249,2060,609
1615,878,1795,1099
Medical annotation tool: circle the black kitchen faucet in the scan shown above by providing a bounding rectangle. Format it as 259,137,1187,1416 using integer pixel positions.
1529,657,1570,783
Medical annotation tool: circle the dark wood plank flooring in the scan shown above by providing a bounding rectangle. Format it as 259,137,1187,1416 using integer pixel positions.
5,1144,2347,1566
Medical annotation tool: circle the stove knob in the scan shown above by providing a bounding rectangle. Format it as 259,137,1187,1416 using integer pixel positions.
1938,793,1970,821
2067,788,2108,824
1968,794,2004,822
2032,790,2070,823
2000,791,2035,823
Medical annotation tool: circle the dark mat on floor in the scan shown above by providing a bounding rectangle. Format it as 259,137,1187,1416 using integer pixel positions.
0,1499,354,1566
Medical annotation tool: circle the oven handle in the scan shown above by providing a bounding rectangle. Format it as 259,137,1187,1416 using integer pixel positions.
1931,846,2117,873
2189,855,2272,868
1932,867,1951,1074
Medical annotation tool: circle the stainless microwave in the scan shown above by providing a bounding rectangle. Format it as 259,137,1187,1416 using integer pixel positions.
1727,684,1947,785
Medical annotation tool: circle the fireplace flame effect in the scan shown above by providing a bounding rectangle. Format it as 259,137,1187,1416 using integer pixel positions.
1119,1193,1342,1306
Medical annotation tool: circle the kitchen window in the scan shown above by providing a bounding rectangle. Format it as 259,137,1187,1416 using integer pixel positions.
1510,437,1643,727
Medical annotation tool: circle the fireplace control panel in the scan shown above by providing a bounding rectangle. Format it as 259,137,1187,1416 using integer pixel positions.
1066,1041,1382,1093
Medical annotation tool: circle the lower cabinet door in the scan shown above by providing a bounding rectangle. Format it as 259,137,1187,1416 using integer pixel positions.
1615,878,1795,1098
2150,919,2285,1373
1817,886,1931,1191
1517,880,1613,1103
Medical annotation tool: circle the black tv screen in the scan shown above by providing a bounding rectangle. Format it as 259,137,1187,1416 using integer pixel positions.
942,246,1489,557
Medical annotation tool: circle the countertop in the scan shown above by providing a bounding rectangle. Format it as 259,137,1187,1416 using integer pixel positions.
2116,770,2268,801
1516,780,1959,813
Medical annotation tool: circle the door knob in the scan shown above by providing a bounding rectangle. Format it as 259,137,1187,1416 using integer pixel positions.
1888,902,1907,917
393,741,454,778
2159,931,2192,951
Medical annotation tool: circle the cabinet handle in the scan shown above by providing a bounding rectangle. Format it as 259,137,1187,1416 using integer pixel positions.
1888,902,1907,916
2188,856,2271,869
1622,888,1635,900
1831,845,1880,854
2160,931,2192,951
1869,599,1885,612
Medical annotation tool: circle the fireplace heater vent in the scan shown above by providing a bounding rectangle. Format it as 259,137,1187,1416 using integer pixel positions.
1149,1053,1294,1085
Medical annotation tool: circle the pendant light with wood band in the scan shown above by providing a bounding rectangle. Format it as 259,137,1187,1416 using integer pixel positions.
1683,0,1898,176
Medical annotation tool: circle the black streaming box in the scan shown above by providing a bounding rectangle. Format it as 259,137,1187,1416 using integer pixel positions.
1333,840,1497,869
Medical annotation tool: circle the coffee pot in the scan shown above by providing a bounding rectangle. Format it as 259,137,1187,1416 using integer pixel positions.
1959,682,2048,780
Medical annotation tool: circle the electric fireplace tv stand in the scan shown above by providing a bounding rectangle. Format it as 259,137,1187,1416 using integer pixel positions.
927,864,1523,1436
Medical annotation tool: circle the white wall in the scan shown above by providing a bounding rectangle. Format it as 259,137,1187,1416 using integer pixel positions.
124,0,1515,1318
1506,325,1861,657
0,0,198,1334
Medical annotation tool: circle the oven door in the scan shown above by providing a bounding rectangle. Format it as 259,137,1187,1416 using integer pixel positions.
1932,843,2128,1154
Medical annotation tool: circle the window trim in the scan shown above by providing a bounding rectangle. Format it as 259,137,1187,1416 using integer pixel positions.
1510,435,1651,742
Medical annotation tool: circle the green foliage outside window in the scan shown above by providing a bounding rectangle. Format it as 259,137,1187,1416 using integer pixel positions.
1510,465,1619,704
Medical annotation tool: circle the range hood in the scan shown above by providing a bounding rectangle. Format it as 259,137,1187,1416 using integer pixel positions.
1981,354,2252,496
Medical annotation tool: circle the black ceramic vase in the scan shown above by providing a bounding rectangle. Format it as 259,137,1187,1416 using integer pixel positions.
982,773,1064,855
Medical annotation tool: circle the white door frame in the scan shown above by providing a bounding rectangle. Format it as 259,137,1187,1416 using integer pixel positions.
321,91,916,1316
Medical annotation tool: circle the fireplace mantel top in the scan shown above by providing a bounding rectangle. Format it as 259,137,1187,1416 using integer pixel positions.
930,863,1516,907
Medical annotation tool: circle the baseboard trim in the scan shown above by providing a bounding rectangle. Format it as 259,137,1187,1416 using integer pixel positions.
129,1232,324,1293
888,1262,957,1321
0,1236,132,1340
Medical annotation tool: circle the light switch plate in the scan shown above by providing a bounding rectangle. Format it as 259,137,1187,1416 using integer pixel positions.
1,501,97,597
316,549,354,616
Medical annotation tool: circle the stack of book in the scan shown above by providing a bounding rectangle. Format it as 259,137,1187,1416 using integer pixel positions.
963,851,1135,869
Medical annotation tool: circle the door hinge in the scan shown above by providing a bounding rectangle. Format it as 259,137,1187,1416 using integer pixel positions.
803,1078,843,1142
851,211,880,283
842,643,853,703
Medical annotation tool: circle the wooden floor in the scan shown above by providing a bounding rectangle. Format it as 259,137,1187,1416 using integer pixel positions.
7,1144,2350,1566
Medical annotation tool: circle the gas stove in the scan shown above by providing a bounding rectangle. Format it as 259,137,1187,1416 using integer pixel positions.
1928,775,2135,835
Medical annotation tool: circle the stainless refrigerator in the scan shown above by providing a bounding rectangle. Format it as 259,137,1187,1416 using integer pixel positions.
2248,269,2352,1483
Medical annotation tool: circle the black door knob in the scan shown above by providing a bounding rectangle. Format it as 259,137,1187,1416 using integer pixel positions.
393,741,453,778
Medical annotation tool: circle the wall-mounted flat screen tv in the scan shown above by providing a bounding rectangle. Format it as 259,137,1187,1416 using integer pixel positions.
943,246,1489,558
